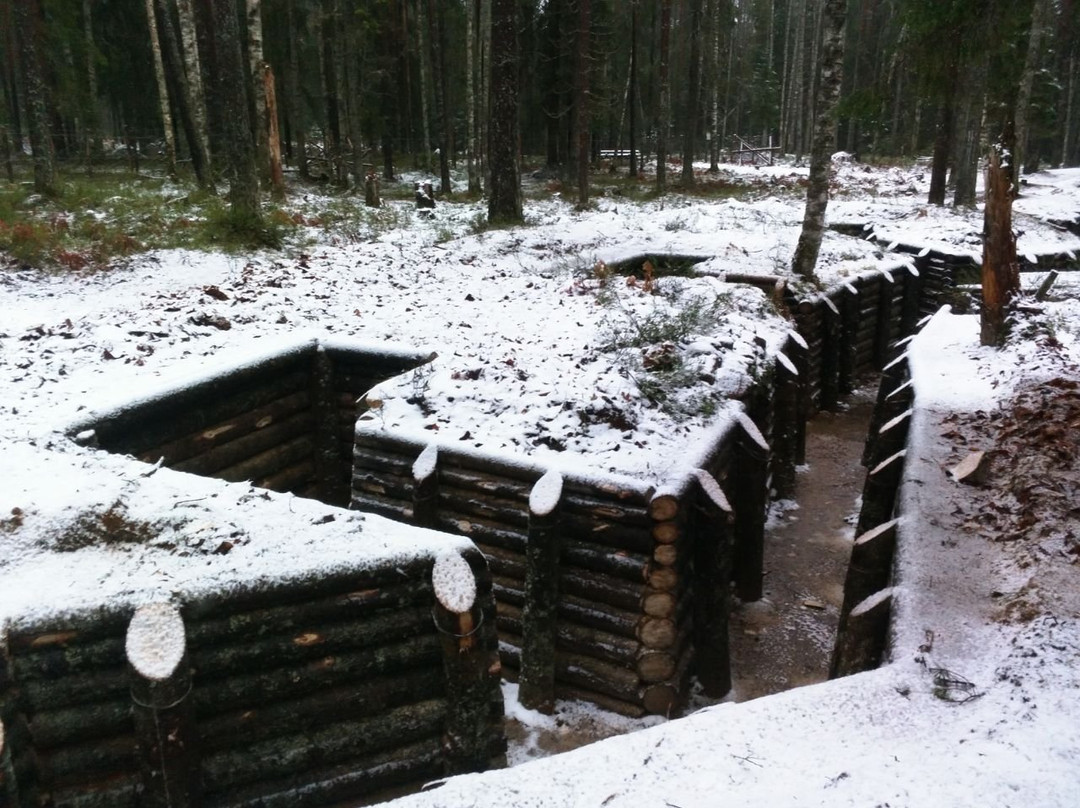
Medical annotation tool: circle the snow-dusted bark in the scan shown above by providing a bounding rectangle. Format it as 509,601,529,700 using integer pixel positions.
790,0,846,281
144,0,177,178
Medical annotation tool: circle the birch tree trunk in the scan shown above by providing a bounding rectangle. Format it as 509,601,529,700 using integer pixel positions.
176,0,213,186
247,0,269,185
14,0,56,194
681,0,704,186
157,0,212,188
487,0,521,224
790,0,846,280
211,0,261,225
656,0,672,192
575,0,591,206
145,0,178,177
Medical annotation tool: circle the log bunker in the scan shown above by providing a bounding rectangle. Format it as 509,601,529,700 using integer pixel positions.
7,243,1056,806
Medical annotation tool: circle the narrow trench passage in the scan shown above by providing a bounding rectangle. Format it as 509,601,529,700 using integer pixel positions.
729,387,876,701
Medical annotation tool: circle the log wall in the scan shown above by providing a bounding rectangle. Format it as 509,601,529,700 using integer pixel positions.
70,341,431,508
0,551,504,807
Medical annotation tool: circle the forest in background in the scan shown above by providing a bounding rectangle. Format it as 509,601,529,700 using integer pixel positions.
1,0,1079,210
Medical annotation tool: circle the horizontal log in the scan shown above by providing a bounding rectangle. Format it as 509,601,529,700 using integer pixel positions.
648,494,679,522
352,444,416,476
641,641,694,717
479,542,645,612
19,667,128,713
199,666,446,752
652,545,678,567
437,465,530,502
438,485,530,529
646,563,679,592
561,512,654,554
350,491,412,521
201,699,446,792
94,365,313,457
216,434,313,484
183,556,436,621
29,699,132,751
495,602,641,667
652,520,680,545
551,685,645,718
562,493,651,527
10,633,125,683
188,581,433,648
636,617,677,650
189,607,432,679
492,577,639,638
352,469,414,500
41,775,139,808
37,733,134,789
257,459,316,493
205,737,444,808
562,542,649,583
143,391,312,467
642,589,676,619
636,650,676,683
498,634,641,704
191,635,443,717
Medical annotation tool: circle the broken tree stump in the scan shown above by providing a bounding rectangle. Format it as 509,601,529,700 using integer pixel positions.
126,602,199,808
519,470,565,713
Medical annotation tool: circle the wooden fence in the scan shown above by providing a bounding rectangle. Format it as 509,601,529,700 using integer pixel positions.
0,549,504,807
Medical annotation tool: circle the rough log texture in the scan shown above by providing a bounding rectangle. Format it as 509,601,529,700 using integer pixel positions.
855,450,907,537
830,588,894,678
732,415,769,601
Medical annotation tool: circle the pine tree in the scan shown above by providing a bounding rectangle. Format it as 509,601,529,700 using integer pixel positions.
488,0,521,224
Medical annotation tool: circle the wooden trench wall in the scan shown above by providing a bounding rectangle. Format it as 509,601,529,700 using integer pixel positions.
351,262,938,717
0,551,505,808
73,340,433,508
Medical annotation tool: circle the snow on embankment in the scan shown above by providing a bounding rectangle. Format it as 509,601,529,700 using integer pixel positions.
383,307,1080,808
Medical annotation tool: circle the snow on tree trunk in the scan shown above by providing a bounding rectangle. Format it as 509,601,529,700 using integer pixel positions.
487,0,522,224
790,0,846,281
981,143,1020,347
145,0,178,178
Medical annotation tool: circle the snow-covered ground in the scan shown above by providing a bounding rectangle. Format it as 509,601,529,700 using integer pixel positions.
2,159,1080,803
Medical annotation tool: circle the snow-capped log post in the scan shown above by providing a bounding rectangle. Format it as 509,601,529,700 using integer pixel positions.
690,468,734,697
830,588,894,679
312,346,343,503
787,333,810,464
125,602,200,808
874,270,897,369
862,352,911,467
855,450,907,538
865,410,912,477
838,283,860,395
836,519,899,634
771,349,801,499
819,295,842,411
412,443,440,528
519,470,565,713
900,264,922,334
432,551,500,774
731,412,770,601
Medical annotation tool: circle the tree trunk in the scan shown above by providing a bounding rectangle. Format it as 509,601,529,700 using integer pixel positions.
433,0,452,195
157,0,212,188
575,0,591,207
176,0,214,188
1014,0,1052,180
790,0,846,280
211,0,261,225
246,0,270,185
466,0,480,194
656,0,671,192
284,0,308,178
487,0,522,224
928,82,956,205
81,0,101,163
416,0,433,170
145,0,178,178
263,63,284,200
981,141,1019,346
628,4,638,177
681,0,704,186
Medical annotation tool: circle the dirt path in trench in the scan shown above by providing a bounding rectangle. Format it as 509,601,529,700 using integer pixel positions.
728,387,875,701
